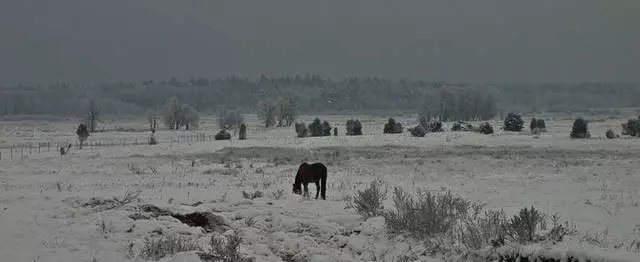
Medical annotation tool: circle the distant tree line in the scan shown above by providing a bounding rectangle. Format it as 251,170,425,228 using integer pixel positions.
1,76,639,117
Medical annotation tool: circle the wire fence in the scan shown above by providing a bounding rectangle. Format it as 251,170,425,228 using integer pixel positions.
0,133,222,161
0,123,431,161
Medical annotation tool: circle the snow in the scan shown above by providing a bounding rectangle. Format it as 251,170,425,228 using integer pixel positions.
1,115,639,261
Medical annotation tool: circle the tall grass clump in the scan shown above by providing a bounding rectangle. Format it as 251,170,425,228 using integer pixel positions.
139,234,201,261
198,231,250,262
352,180,388,218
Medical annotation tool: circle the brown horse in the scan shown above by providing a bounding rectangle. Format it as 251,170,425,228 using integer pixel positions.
292,162,327,200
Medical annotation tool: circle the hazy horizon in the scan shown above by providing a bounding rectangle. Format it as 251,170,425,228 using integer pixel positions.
1,0,638,85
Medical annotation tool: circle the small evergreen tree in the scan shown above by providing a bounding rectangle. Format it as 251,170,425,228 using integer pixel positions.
504,113,524,132
308,118,324,137
239,124,247,140
383,118,403,134
570,118,590,138
321,121,332,136
76,123,90,149
347,119,363,136
621,119,640,136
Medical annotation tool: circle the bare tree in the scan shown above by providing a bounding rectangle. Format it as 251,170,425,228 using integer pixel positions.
257,101,278,128
218,107,244,131
87,99,99,132
147,111,158,131
277,97,297,127
162,97,199,130
163,96,180,129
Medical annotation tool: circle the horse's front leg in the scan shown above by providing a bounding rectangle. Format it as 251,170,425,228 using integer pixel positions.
315,181,320,199
303,184,310,199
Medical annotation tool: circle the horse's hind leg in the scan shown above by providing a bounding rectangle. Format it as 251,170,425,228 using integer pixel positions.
315,181,320,199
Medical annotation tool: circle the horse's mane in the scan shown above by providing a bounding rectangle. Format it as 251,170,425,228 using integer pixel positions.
294,162,309,185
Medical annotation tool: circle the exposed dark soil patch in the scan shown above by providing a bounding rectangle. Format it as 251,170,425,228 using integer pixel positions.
137,204,229,233
139,204,173,216
171,212,229,233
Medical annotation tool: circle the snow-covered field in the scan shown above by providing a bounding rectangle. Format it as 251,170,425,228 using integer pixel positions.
1,114,640,261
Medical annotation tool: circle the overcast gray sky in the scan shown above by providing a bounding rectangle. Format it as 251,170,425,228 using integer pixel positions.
1,0,638,85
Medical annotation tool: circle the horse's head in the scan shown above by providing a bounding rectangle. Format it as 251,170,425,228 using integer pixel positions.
292,183,302,195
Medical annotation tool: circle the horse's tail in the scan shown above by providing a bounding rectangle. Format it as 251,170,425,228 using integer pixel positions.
320,164,327,200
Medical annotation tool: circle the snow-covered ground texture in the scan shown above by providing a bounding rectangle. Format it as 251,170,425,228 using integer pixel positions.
1,114,640,262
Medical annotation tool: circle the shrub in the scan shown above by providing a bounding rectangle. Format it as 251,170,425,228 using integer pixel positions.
346,119,363,136
452,121,473,132
621,119,640,136
294,122,308,138
371,187,577,255
333,127,338,136
242,190,263,200
606,129,619,139
238,124,247,140
570,118,590,138
383,118,403,134
460,209,509,249
352,180,388,218
408,125,426,137
507,206,543,244
503,113,524,132
479,122,494,134
383,187,476,239
214,130,231,140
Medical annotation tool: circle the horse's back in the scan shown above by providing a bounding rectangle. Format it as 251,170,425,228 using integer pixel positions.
310,162,327,172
